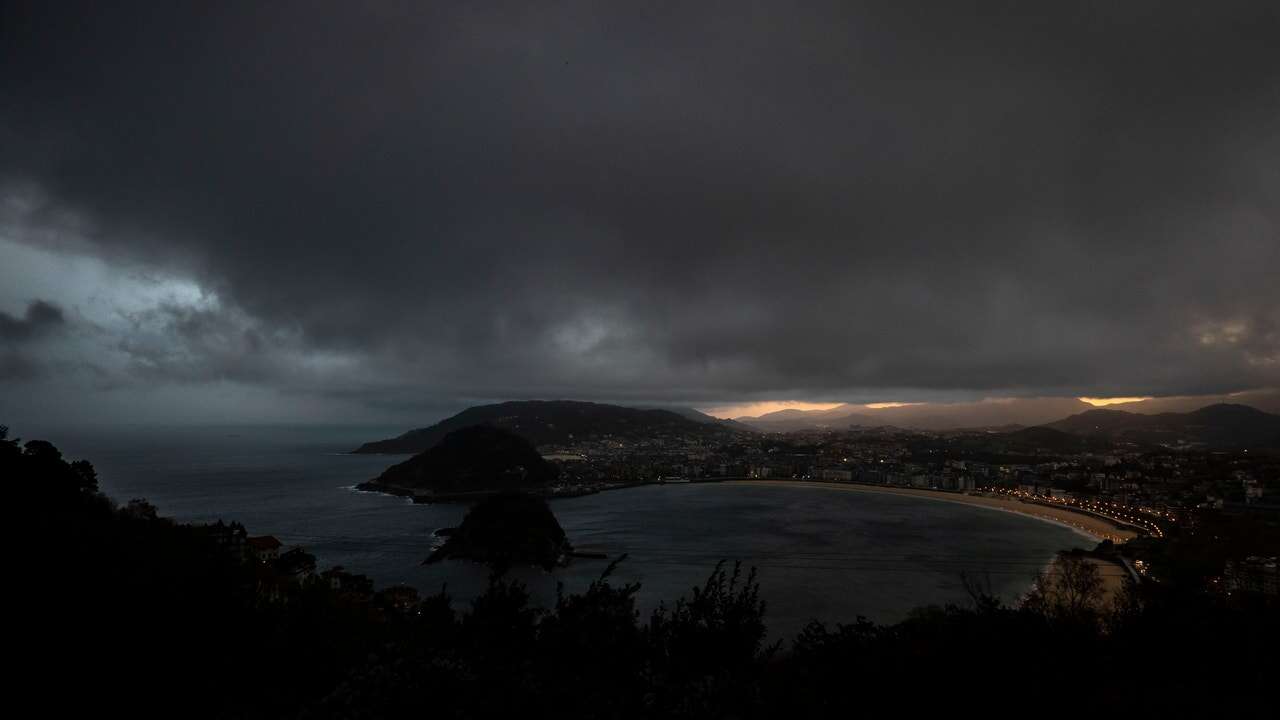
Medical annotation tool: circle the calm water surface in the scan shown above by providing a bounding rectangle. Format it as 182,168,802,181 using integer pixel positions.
34,424,1087,639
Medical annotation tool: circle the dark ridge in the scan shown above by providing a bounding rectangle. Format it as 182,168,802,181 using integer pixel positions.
667,406,761,433
352,399,742,454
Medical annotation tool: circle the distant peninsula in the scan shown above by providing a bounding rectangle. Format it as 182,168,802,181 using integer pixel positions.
351,399,747,455
357,426,559,501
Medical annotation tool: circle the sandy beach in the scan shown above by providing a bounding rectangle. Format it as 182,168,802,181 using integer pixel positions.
725,480,1138,543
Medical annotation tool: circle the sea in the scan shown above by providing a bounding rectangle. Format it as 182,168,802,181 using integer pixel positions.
28,423,1088,640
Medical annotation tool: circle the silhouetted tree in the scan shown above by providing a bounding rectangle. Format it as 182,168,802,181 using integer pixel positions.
1025,554,1105,622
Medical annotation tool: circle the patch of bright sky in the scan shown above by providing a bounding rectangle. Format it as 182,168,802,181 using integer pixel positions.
0,237,214,325
863,402,922,409
0,237,384,427
699,400,845,419
1078,397,1152,407
703,397,1163,419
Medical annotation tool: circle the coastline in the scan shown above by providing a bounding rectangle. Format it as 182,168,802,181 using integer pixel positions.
351,479,652,504
724,480,1138,543
354,476,1139,543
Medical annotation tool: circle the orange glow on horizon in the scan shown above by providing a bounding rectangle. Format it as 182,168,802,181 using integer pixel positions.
699,400,844,419
1078,396,1152,407
699,400,929,418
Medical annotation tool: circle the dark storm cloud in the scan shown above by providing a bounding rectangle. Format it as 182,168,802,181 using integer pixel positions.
2,1,1278,410
0,299,65,384
0,300,64,344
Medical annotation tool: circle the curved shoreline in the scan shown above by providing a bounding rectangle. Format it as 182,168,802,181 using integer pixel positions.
724,480,1136,543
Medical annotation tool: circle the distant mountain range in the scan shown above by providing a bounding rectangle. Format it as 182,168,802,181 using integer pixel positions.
733,397,1095,432
735,401,1280,449
355,397,1280,456
732,391,1280,433
1043,403,1280,448
352,400,746,454
733,405,880,432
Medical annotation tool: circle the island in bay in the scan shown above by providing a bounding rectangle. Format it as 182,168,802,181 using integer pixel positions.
427,492,573,570
357,425,560,501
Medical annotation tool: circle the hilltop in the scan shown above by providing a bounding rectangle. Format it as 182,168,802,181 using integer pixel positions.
353,400,742,454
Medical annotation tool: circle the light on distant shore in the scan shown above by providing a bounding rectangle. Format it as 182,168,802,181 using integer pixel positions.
1078,397,1152,407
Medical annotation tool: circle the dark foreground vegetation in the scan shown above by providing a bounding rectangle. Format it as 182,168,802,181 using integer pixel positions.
9,426,1277,718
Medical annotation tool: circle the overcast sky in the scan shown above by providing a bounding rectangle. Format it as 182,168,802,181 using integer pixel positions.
2,2,1278,427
